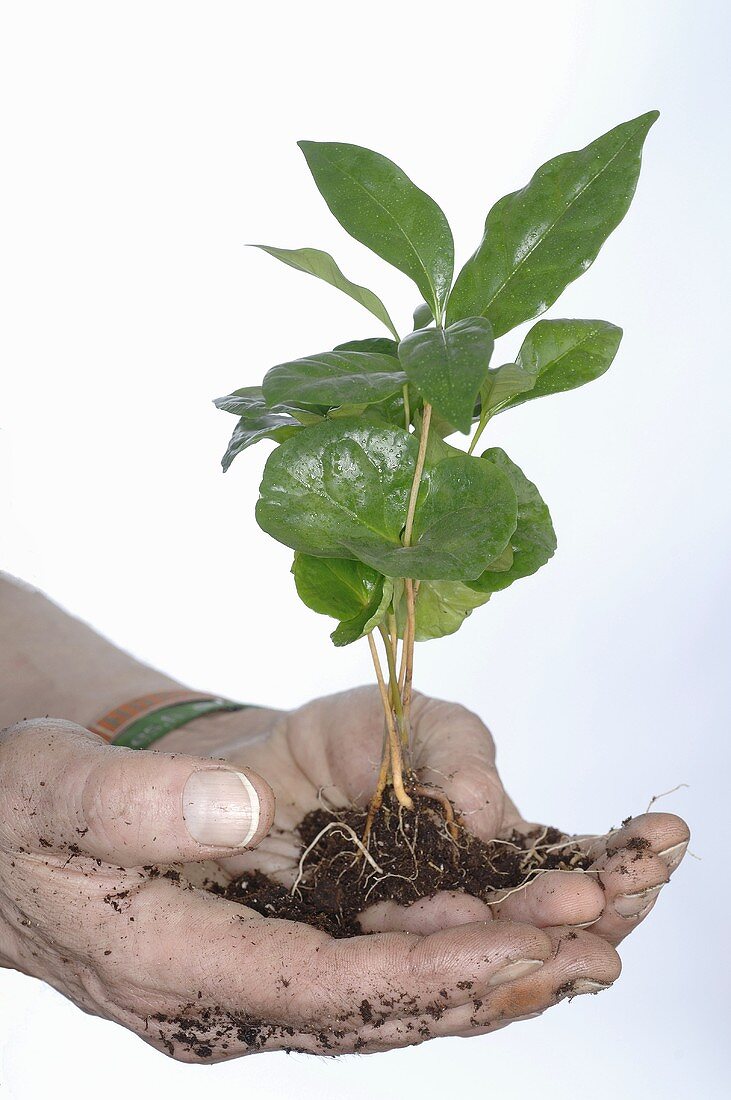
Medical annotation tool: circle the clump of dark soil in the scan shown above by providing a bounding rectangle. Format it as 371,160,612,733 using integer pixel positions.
211,790,594,938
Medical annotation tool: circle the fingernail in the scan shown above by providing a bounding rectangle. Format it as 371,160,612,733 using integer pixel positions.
614,883,663,918
488,959,544,987
572,915,602,928
658,840,688,872
183,769,259,847
571,979,611,995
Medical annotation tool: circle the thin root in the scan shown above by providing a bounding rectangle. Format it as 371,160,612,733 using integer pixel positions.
487,866,594,908
645,782,689,815
291,822,383,896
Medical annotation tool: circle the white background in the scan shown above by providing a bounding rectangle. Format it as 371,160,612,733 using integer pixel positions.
1,2,729,1096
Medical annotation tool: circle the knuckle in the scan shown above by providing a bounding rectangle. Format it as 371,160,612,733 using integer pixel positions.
0,717,94,757
79,757,139,850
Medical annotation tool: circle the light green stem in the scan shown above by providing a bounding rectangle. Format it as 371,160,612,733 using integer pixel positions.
468,409,491,456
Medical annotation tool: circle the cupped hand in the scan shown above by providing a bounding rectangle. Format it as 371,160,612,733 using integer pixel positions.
0,691,688,1063
0,714,611,1062
163,685,688,1044
190,686,689,946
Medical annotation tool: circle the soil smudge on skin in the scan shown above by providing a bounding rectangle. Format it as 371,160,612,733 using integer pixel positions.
209,792,594,938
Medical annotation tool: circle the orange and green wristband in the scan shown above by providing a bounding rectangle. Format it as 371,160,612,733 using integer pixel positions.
88,690,253,749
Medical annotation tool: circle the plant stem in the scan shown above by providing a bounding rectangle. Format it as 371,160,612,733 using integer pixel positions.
367,632,414,812
387,611,398,669
402,579,416,723
467,409,491,456
398,606,410,694
403,403,432,546
379,622,408,748
399,402,432,731
402,383,410,431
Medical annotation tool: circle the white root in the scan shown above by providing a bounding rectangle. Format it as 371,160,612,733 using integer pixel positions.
290,822,383,896
487,866,596,907
645,782,689,815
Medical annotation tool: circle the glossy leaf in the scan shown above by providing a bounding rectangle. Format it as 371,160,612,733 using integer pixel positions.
253,245,399,338
256,419,417,567
332,576,393,647
405,453,517,578
398,317,494,433
480,364,535,416
263,350,407,408
292,553,392,645
221,414,300,472
298,141,454,320
352,391,410,428
396,578,492,641
325,345,409,422
214,386,265,417
499,319,622,410
292,553,381,618
469,448,556,593
255,421,517,580
447,112,658,335
334,337,399,357
214,385,324,422
413,302,433,329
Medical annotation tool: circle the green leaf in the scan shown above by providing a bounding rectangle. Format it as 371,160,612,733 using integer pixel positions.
468,448,556,593
398,317,494,433
413,302,433,329
214,385,325,422
253,245,399,339
292,553,392,645
334,337,399,357
262,350,407,408
298,140,454,320
214,386,266,416
405,453,517,578
221,414,300,472
499,319,623,410
331,340,413,426
394,578,492,641
481,541,514,572
256,419,417,565
480,364,536,416
332,576,393,647
447,111,659,335
255,420,517,580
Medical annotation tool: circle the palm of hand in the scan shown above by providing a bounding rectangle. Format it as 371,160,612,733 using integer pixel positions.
185,686,689,945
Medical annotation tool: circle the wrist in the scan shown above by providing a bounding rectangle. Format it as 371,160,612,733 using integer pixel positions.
0,575,182,729
153,702,285,756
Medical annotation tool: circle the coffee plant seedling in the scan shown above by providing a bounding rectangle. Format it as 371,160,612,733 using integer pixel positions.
215,112,657,831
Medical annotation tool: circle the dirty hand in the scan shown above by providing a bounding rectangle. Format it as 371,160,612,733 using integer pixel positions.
0,713,624,1062
157,686,688,1049
174,686,689,945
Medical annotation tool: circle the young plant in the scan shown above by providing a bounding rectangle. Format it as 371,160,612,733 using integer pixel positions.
216,112,657,831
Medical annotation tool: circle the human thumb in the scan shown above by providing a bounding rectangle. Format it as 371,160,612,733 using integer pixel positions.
0,717,275,866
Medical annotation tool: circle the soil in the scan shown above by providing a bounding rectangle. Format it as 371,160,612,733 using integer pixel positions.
209,790,596,938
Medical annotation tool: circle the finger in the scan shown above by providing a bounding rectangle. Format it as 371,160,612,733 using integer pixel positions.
588,847,671,944
343,926,621,1051
359,891,494,934
0,717,274,865
117,878,555,1027
420,926,621,1039
489,869,605,929
410,694,507,841
582,812,690,873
